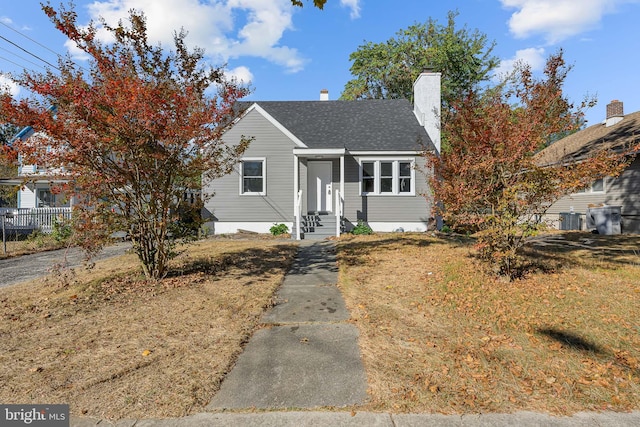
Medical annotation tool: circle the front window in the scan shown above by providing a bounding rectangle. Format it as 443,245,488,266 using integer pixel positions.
576,178,605,194
359,159,415,195
240,158,266,195
399,161,412,193
591,178,604,192
380,161,394,193
37,189,53,207
36,188,69,207
362,161,375,193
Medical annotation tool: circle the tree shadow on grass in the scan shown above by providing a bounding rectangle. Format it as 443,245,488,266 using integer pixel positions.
336,233,460,267
537,327,604,354
167,244,298,281
521,232,640,273
536,326,640,379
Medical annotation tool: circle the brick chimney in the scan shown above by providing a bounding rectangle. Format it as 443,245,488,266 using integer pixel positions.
605,100,623,127
320,89,329,101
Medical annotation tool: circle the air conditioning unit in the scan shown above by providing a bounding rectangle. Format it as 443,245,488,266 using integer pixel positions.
559,212,581,230
586,206,622,234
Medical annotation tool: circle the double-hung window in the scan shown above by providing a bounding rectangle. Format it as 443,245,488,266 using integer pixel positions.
359,159,415,195
240,158,266,195
576,178,605,194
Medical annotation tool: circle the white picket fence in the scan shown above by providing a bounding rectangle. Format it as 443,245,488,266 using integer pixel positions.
0,207,72,234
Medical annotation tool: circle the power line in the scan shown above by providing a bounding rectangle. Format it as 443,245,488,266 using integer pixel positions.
0,55,28,70
0,34,60,71
0,21,63,59
0,46,48,72
0,20,90,74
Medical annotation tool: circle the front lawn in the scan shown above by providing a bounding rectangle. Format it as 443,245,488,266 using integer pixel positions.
2,232,638,420
337,232,640,415
0,239,297,419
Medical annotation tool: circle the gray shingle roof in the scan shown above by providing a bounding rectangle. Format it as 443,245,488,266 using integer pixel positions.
248,99,434,152
535,111,640,166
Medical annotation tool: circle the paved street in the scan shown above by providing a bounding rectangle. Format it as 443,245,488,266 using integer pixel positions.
0,242,131,288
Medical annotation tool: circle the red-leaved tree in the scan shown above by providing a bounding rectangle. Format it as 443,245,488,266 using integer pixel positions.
428,51,631,278
0,4,250,279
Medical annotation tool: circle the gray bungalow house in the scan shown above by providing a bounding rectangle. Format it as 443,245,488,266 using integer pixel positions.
536,100,640,233
202,72,441,239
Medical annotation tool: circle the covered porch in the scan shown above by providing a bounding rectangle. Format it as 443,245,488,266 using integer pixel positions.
292,148,346,240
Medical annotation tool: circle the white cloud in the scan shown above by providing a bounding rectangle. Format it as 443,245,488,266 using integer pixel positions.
225,0,306,72
340,0,361,19
1,17,13,25
74,0,307,73
227,65,253,86
500,0,638,43
493,47,546,80
0,73,20,97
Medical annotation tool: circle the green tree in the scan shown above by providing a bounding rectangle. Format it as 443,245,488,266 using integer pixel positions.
0,4,250,279
0,124,19,206
427,51,631,279
340,10,499,108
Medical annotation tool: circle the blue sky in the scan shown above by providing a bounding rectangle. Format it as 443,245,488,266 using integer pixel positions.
1,0,639,127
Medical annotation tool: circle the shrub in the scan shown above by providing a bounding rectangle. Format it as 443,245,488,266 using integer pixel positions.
270,223,289,236
52,215,73,242
351,220,373,235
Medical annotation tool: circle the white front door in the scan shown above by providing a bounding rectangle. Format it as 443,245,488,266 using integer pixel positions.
307,161,332,213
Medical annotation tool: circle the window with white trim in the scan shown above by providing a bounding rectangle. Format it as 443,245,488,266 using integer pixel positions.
576,178,605,194
359,159,415,195
240,158,266,195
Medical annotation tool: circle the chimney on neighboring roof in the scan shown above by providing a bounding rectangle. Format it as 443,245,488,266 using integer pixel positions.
605,100,624,127
320,89,329,101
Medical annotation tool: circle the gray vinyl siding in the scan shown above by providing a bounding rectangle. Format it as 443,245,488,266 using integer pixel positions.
341,155,432,227
203,109,296,223
545,157,640,233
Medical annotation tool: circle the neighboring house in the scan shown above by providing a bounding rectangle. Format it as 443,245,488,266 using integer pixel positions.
203,72,441,239
0,127,74,234
0,162,73,209
536,100,640,233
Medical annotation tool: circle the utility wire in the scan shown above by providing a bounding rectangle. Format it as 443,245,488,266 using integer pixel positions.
0,21,90,74
0,55,28,70
0,21,63,58
0,34,60,71
0,46,48,71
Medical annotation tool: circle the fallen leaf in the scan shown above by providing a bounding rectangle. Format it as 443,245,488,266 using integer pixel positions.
142,349,151,356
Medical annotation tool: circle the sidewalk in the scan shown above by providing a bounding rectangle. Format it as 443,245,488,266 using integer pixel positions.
72,410,640,426
70,240,640,426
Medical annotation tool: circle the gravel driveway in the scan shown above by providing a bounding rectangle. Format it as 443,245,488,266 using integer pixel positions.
0,242,131,288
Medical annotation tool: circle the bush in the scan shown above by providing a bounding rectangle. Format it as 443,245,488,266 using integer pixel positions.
52,215,73,243
270,223,289,236
351,220,373,235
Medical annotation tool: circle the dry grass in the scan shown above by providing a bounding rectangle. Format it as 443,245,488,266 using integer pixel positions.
337,232,640,415
0,234,67,258
0,238,297,420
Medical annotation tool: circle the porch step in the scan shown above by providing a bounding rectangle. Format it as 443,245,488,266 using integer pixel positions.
293,214,341,240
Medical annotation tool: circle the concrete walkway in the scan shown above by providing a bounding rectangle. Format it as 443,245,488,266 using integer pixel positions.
207,240,368,409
